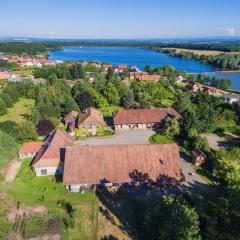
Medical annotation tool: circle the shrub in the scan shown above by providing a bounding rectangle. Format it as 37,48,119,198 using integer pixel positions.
0,130,18,165
37,119,55,136
0,214,12,239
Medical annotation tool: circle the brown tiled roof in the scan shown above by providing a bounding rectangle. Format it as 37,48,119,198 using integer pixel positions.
31,130,74,168
117,64,128,70
19,142,45,154
63,144,182,185
63,111,79,124
138,74,160,81
113,108,180,125
77,107,105,126
186,82,203,92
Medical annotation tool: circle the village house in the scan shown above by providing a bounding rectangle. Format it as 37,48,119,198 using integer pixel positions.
222,94,240,104
19,142,45,160
203,86,218,95
86,72,97,82
114,64,128,74
8,73,22,83
31,130,74,176
186,82,203,93
137,74,161,81
63,143,182,192
129,72,144,79
77,107,105,136
192,150,207,166
63,111,79,125
102,64,112,72
0,71,10,80
65,80,78,88
129,66,141,73
175,74,183,83
113,108,181,130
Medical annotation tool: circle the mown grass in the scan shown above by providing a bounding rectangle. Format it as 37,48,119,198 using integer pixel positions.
7,159,98,239
0,98,35,123
149,134,174,144
215,120,240,137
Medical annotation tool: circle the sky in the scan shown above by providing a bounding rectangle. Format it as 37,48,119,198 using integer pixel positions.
0,0,240,39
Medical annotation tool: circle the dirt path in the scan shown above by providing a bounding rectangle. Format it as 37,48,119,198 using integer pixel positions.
5,160,22,183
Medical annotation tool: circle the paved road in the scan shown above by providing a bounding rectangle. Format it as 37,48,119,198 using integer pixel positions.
5,160,22,183
181,158,207,189
77,129,155,145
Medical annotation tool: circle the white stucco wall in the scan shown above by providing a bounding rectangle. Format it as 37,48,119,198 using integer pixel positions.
35,166,63,176
115,123,149,130
19,152,35,160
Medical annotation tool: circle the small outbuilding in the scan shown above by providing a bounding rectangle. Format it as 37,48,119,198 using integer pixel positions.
19,142,45,160
192,150,207,166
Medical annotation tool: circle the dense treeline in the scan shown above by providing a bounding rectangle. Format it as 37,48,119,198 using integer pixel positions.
157,48,240,70
197,73,232,89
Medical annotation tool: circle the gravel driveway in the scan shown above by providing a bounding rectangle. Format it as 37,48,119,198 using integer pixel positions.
77,129,155,145
201,133,225,150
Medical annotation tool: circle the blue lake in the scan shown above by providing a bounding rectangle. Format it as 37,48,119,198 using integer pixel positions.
49,47,240,90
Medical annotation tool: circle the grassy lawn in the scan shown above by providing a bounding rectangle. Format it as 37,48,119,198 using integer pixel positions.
0,98,35,123
149,134,174,144
7,159,98,239
215,120,240,138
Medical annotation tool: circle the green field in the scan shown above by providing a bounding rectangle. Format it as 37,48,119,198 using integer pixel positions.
6,159,98,239
0,98,35,123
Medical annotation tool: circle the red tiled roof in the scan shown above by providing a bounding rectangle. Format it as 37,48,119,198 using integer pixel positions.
31,130,74,168
63,144,182,185
77,107,104,126
117,65,128,70
138,74,160,81
113,108,181,125
19,142,45,154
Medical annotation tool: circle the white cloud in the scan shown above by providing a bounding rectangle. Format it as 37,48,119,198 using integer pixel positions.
225,27,236,36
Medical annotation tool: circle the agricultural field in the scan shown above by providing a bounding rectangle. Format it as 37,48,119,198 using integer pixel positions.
164,48,240,56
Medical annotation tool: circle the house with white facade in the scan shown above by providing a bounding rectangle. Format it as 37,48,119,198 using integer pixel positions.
222,94,240,104
113,108,181,131
31,130,74,176
19,142,45,160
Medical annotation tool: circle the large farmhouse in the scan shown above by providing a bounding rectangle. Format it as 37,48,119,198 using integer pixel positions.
27,129,183,193
63,144,182,193
113,108,180,130
31,130,74,176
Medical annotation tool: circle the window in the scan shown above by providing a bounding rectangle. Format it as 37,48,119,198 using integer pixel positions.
41,169,47,175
